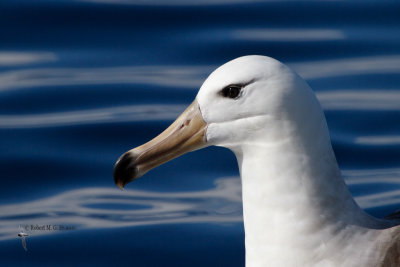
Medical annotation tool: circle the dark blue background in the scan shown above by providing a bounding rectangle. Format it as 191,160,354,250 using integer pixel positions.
0,0,399,266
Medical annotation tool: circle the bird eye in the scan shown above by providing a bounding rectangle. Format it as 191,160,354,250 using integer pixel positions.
220,85,242,99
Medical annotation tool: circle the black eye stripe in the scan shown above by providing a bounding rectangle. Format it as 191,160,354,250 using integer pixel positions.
220,85,242,99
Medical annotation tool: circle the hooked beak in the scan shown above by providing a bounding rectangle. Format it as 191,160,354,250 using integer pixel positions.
113,100,208,189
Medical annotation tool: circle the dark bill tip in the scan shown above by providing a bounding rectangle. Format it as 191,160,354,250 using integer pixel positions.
113,100,207,190
113,152,141,190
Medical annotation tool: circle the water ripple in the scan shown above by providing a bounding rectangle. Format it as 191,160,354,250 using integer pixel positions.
232,28,346,42
290,55,400,80
344,169,400,208
355,136,400,146
0,177,242,241
0,104,186,128
1,55,399,93
316,90,400,111
0,88,398,128
0,51,57,67
1,170,400,241
0,65,212,91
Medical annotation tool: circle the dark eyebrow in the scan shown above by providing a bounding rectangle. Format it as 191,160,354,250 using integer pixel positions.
241,79,256,87
218,79,255,99
225,79,255,89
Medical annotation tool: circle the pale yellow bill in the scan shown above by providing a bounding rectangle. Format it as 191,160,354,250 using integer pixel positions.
113,100,208,189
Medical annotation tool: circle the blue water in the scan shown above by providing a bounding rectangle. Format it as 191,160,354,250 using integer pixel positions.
1,0,400,266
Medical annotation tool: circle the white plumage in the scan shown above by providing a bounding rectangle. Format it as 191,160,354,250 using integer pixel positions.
114,55,400,267
196,56,400,267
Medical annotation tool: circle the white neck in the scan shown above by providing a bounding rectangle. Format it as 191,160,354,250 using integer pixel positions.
230,114,390,266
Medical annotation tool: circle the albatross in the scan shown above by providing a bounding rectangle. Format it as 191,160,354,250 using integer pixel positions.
114,55,400,267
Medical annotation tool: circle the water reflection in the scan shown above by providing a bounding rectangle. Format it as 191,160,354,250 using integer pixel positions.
344,168,400,208
355,136,400,146
316,90,400,110
0,177,242,241
232,28,345,41
1,54,399,128
0,104,186,128
0,65,211,91
1,55,399,93
290,55,400,80
0,51,57,67
0,89,397,128
1,55,399,92
1,170,400,241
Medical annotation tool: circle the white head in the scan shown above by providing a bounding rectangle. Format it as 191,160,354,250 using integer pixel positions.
114,56,382,267
197,55,326,152
114,55,330,188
